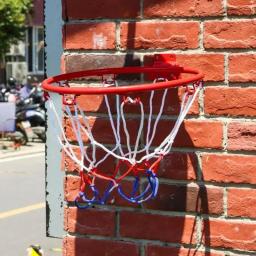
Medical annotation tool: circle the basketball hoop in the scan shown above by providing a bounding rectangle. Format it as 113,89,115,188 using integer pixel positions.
42,54,204,209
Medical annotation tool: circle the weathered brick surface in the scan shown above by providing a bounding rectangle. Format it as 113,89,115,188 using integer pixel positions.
174,120,223,149
63,236,139,256
159,152,197,180
64,23,116,50
144,0,223,18
63,0,140,19
227,0,256,16
64,175,141,208
64,175,80,202
227,188,256,218
146,245,225,256
140,88,199,115
121,22,199,49
143,184,224,215
176,54,225,82
229,54,256,82
148,120,223,149
202,154,256,184
63,54,141,73
120,211,196,244
203,219,256,251
56,1,256,255
63,146,117,174
65,116,141,145
204,20,256,49
72,88,199,115
144,54,224,82
64,207,115,236
228,122,256,151
205,87,256,117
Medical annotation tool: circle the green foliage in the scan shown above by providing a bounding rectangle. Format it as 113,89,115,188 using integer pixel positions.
0,0,32,58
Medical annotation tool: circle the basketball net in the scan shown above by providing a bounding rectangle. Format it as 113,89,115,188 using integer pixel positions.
48,78,202,208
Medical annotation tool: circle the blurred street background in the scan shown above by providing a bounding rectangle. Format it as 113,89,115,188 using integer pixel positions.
0,142,62,255
0,0,62,255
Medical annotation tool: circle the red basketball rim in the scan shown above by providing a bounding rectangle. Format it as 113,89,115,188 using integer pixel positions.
42,66,204,95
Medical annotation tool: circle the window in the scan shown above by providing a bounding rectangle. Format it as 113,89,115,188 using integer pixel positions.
26,27,44,74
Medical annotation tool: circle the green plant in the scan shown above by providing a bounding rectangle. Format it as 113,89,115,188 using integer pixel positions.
0,0,32,61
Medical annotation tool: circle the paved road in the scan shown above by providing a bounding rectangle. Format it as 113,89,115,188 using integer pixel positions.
0,153,62,256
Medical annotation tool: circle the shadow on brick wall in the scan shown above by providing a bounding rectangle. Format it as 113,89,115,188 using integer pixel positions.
62,1,211,253
63,67,212,256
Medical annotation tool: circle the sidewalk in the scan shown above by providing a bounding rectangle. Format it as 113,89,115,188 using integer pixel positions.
0,141,45,159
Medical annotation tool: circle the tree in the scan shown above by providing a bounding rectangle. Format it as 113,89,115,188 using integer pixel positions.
0,0,32,62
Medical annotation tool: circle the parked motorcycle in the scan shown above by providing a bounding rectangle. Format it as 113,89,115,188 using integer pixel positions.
16,88,46,143
2,81,46,145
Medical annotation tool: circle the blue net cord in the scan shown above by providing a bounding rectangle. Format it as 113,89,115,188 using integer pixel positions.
75,169,159,209
75,181,116,209
117,169,159,203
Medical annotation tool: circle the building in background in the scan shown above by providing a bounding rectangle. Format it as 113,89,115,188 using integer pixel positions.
5,0,44,84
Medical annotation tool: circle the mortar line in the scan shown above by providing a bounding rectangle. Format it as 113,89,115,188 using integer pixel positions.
115,21,121,52
140,0,144,19
64,16,256,24
196,151,203,182
223,187,228,217
199,19,204,50
115,210,120,238
63,48,256,55
224,53,229,86
223,119,228,150
223,0,228,20
196,214,204,249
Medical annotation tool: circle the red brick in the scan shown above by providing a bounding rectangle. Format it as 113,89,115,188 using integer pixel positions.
75,88,199,116
76,94,107,113
65,116,142,146
145,54,224,82
227,188,256,218
120,211,196,244
201,154,256,184
205,87,256,117
227,0,256,16
176,120,223,149
144,0,224,18
71,94,117,115
146,244,225,256
176,54,225,82
63,146,117,174
159,152,197,180
151,120,223,149
143,184,224,215
111,179,141,208
65,117,222,151
64,23,116,50
64,207,115,236
63,236,139,256
120,22,199,50
228,122,256,151
229,54,256,82
63,147,80,172
204,20,256,49
64,176,116,205
63,54,141,73
139,88,199,116
203,219,256,251
63,0,140,19
64,175,80,202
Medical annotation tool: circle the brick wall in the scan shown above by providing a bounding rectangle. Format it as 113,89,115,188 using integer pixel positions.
61,0,256,255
